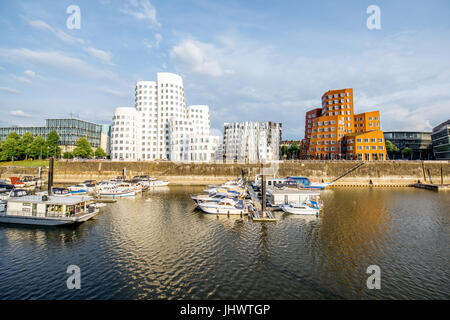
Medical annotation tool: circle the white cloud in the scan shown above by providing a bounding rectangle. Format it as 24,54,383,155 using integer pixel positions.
85,47,113,65
0,87,20,94
24,70,35,78
0,49,118,81
28,19,84,44
97,87,129,98
170,33,450,138
12,75,32,83
170,39,227,77
121,0,161,28
9,110,30,117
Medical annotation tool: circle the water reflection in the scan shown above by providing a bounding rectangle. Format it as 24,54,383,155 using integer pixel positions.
0,186,448,300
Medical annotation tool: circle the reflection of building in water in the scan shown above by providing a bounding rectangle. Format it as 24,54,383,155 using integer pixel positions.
310,189,392,292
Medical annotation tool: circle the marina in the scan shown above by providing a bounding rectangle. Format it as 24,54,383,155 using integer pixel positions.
0,185,448,299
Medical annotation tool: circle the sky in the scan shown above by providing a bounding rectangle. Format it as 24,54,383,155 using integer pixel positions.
0,0,449,139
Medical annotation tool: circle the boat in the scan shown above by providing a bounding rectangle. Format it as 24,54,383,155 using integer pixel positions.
9,177,25,188
281,200,320,216
198,198,248,215
98,183,136,197
52,187,72,197
0,194,99,226
98,189,135,197
21,176,41,187
67,183,96,195
286,176,333,189
267,188,321,209
191,193,230,204
0,181,14,193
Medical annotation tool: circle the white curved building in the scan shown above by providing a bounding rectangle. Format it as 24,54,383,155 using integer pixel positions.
111,107,139,160
111,72,219,162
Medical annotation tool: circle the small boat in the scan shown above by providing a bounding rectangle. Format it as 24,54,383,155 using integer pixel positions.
68,183,96,195
98,183,136,197
0,194,99,226
98,189,135,197
52,187,72,197
198,199,248,215
281,200,320,216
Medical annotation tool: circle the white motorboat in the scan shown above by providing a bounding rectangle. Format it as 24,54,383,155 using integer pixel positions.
281,201,320,216
191,193,229,204
98,183,136,197
0,194,99,226
198,198,248,215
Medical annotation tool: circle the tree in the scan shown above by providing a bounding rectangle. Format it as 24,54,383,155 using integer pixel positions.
402,147,413,160
288,144,301,160
63,152,73,159
94,146,107,158
46,130,61,158
0,132,20,161
72,137,93,158
385,140,399,160
19,132,34,160
30,135,47,160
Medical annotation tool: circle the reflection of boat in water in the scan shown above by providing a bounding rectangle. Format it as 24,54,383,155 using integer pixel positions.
198,199,248,215
281,200,320,216
0,194,99,226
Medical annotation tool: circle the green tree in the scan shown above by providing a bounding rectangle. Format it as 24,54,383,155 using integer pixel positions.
288,144,301,160
19,132,34,160
46,130,61,158
72,137,93,158
30,135,47,160
63,151,73,159
94,146,107,158
385,140,399,160
402,147,413,160
0,132,20,161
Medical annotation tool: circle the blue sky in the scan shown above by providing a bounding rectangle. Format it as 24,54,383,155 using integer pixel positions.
0,0,449,139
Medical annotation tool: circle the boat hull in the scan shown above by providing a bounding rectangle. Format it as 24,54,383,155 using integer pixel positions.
99,191,135,197
198,205,247,215
281,205,319,215
0,210,99,226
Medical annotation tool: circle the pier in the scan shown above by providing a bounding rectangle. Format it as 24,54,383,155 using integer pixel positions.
247,184,277,222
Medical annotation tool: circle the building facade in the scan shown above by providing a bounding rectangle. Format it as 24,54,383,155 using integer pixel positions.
110,72,219,162
431,120,450,160
383,131,433,160
0,118,104,153
304,88,386,160
222,121,282,163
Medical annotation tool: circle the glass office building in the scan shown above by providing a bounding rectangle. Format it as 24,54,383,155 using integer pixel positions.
0,118,103,152
431,120,450,160
383,131,433,160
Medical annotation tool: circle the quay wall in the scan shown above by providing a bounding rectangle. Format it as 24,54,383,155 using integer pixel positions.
1,161,449,186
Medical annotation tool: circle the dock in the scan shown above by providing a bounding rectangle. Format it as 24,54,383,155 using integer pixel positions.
411,183,450,191
247,184,277,222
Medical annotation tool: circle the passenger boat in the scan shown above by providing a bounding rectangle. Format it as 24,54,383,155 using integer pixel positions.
198,199,248,215
0,194,99,226
281,200,320,216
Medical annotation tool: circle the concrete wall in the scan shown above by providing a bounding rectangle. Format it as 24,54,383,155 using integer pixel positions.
1,160,449,186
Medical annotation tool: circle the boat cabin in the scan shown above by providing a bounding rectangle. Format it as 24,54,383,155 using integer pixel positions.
5,195,94,219
268,189,320,206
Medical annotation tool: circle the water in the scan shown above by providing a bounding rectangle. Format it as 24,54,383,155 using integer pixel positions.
0,186,449,300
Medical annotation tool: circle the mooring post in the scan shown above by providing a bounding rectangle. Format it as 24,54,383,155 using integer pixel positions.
427,169,432,185
47,157,54,195
441,167,444,185
261,163,266,218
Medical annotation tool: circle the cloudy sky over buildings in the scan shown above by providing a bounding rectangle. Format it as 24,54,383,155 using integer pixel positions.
0,0,449,139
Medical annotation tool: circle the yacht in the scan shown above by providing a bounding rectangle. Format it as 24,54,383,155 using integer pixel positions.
98,183,136,197
198,199,248,215
281,200,320,216
191,193,229,204
0,194,99,226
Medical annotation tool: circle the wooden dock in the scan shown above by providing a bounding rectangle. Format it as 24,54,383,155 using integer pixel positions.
247,185,277,222
411,183,450,191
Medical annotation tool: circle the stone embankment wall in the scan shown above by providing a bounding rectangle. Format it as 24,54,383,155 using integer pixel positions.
0,160,448,186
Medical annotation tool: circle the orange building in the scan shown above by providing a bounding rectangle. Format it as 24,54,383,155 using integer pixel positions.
343,131,386,160
304,88,386,160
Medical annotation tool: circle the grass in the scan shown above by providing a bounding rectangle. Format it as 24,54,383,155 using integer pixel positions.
0,159,56,167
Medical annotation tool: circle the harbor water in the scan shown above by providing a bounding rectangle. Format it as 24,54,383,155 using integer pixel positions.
0,186,449,299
